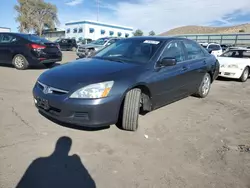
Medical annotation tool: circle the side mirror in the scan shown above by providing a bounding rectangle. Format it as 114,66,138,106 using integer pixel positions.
158,57,176,67
206,48,213,54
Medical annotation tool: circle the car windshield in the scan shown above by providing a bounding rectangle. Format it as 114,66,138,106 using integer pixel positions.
54,38,61,43
208,44,221,50
94,38,163,64
21,34,51,44
90,38,108,45
220,50,242,58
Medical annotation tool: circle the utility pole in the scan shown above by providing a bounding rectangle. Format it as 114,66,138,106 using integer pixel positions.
96,0,99,22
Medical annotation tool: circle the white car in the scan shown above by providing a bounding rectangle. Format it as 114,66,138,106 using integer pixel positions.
217,49,250,82
207,43,223,57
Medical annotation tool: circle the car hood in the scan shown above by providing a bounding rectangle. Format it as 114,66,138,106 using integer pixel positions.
79,44,103,49
38,58,140,91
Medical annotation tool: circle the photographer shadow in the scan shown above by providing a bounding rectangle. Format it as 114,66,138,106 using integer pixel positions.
16,136,96,188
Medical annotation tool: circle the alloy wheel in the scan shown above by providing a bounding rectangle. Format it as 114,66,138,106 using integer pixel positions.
15,56,25,69
202,74,211,95
243,69,249,81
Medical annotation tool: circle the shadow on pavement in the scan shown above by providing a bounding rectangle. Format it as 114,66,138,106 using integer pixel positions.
0,62,61,70
39,110,110,132
16,136,96,188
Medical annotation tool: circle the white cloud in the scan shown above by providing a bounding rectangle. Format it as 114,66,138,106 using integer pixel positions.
65,0,83,6
101,0,250,34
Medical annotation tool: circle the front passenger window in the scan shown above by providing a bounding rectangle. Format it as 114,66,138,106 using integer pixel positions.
183,40,205,60
161,41,185,63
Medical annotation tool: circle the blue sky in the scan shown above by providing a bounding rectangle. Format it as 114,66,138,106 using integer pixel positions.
1,0,250,34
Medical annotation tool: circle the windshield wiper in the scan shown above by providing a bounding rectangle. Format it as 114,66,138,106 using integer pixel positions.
94,57,126,63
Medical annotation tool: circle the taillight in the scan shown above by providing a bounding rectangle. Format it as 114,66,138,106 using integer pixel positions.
56,44,61,50
29,43,46,50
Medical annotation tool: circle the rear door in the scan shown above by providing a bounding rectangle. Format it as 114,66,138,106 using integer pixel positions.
150,40,190,107
0,33,19,64
181,39,207,93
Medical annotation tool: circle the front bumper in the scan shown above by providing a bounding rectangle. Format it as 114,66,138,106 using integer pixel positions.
219,67,243,79
33,85,121,127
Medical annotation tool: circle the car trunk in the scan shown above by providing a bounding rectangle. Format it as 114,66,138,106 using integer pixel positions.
42,43,61,58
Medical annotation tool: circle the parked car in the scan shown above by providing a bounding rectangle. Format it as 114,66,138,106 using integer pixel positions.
217,49,250,82
0,32,62,70
33,37,219,131
77,38,93,46
55,38,77,51
206,43,223,57
76,37,121,58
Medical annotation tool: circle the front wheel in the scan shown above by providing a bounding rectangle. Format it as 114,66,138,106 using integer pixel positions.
239,67,249,82
194,73,211,98
12,54,29,70
122,88,141,131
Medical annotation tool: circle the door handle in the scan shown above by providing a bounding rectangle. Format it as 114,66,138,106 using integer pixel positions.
182,66,188,71
203,60,207,65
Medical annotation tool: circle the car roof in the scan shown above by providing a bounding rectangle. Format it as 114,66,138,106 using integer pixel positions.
130,36,186,40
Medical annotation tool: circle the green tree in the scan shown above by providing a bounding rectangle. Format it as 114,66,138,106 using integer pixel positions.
133,29,143,36
15,0,59,36
149,30,155,36
239,29,245,33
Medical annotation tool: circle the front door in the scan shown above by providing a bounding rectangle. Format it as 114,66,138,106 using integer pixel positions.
149,40,190,108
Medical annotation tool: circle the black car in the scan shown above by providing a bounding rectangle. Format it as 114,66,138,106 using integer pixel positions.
0,33,62,70
33,37,219,131
55,38,77,51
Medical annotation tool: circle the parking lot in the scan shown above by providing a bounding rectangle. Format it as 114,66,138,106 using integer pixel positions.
0,51,250,188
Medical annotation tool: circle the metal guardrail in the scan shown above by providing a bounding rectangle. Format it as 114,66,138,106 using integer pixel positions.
174,33,250,45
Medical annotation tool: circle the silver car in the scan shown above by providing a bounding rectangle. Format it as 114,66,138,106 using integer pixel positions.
76,37,121,58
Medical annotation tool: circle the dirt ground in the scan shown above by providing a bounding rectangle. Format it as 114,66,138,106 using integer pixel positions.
0,51,250,188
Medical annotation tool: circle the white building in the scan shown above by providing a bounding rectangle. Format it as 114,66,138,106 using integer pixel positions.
65,20,133,41
0,27,11,32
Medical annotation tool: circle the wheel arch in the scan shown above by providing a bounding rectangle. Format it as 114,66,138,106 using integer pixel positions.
119,83,153,113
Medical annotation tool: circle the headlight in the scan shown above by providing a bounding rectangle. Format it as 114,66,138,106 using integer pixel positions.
228,64,238,68
69,81,114,99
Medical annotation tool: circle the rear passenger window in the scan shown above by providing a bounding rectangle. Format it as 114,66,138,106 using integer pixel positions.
183,40,205,60
0,34,18,44
161,41,185,63
243,51,250,58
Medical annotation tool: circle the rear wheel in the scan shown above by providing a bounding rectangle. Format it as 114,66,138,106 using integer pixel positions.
239,67,249,82
122,88,141,131
194,73,211,98
12,54,29,70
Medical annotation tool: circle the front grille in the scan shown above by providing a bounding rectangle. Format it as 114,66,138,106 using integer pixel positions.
37,81,68,95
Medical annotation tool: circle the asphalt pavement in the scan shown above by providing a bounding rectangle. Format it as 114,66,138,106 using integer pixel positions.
0,51,249,188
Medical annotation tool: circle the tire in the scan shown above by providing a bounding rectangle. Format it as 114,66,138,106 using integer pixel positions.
122,88,141,131
72,47,77,52
194,73,211,98
44,62,55,68
239,67,249,82
12,54,29,70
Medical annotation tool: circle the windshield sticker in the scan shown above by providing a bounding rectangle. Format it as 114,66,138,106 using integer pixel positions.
143,40,160,44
